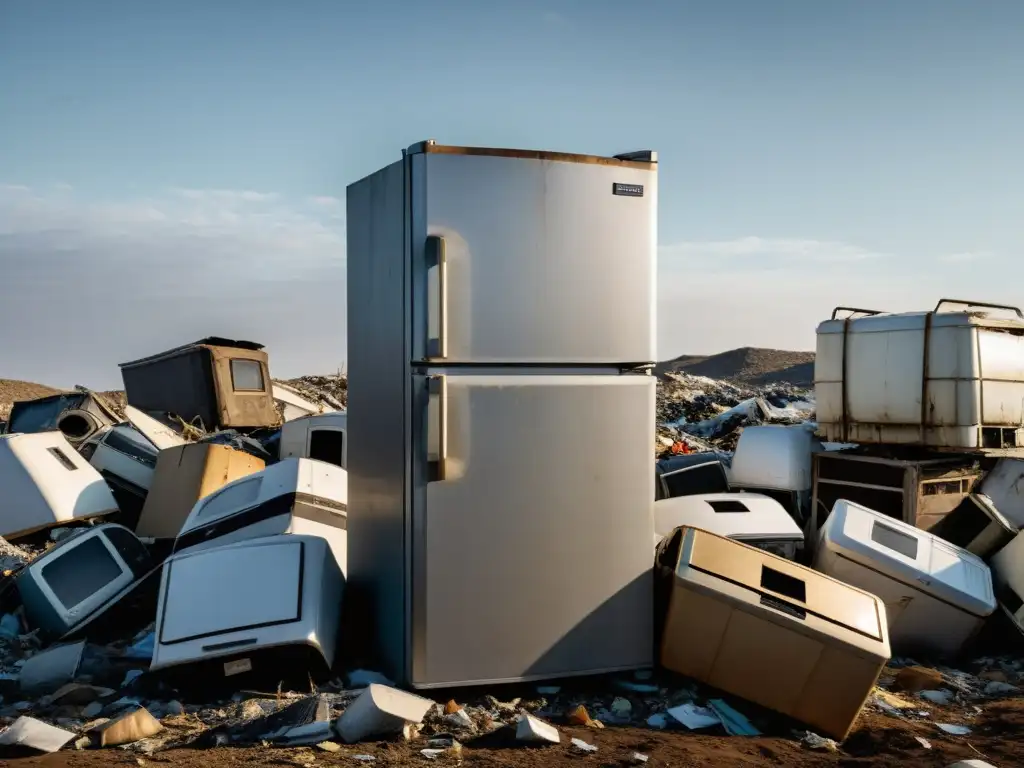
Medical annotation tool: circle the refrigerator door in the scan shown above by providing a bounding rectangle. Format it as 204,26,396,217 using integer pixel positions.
410,149,657,365
409,372,655,687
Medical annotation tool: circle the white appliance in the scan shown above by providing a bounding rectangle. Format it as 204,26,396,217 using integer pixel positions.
815,301,1024,450
347,140,657,688
0,432,119,539
279,413,347,469
81,425,159,493
975,459,1024,527
989,531,1024,638
173,457,347,573
815,499,996,657
16,523,154,640
730,425,822,525
654,492,804,560
151,534,343,685
929,494,1019,560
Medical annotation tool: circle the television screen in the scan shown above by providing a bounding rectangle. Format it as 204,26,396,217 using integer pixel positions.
41,535,124,610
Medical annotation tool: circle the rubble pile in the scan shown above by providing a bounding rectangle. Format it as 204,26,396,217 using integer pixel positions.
655,372,815,453
1,333,1024,768
275,374,348,411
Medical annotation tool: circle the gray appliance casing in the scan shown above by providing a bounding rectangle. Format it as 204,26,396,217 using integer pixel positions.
346,141,658,688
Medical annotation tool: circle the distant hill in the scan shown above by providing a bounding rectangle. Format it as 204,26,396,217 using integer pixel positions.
0,380,65,421
656,346,815,388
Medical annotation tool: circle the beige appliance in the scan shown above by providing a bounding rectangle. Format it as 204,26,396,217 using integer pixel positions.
815,499,995,658
657,526,890,741
135,443,265,539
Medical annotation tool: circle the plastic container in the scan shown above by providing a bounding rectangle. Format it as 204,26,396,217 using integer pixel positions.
815,301,1024,451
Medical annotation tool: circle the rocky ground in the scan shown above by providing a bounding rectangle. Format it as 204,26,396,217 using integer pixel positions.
655,346,816,388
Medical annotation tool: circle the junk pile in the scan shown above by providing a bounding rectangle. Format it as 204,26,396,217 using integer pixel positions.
655,372,815,454
1,301,1024,763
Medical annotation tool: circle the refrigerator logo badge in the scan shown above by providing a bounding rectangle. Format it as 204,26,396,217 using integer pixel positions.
612,183,644,197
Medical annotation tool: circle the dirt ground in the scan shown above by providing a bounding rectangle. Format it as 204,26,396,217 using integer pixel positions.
2,701,1021,768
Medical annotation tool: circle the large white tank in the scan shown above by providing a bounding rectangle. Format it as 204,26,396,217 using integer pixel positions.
815,300,1024,451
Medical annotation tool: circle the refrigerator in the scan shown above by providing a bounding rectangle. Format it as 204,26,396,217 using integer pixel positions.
346,140,658,688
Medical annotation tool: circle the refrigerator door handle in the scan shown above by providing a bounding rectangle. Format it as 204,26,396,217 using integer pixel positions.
427,374,448,481
425,235,449,360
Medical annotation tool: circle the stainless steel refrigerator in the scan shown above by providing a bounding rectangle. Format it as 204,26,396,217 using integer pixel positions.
346,140,657,688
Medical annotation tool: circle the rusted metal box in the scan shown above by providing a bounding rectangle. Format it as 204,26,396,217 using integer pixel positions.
119,337,278,431
809,450,982,541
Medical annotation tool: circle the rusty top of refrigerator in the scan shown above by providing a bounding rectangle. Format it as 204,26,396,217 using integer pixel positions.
403,139,658,168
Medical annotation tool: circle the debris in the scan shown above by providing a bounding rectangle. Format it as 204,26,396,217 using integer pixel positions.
613,679,660,694
667,702,720,730
915,736,932,749
947,761,998,767
894,666,946,693
630,753,650,764
610,697,632,718
536,685,560,695
983,680,1018,696
316,741,341,752
0,716,76,752
936,723,972,736
18,640,85,695
646,713,669,729
920,690,955,706
334,684,433,744
708,699,761,737
516,713,560,744
570,737,597,753
124,405,186,450
89,706,163,747
801,731,839,752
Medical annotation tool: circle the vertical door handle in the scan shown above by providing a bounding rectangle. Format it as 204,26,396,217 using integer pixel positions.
426,235,448,360
427,375,448,482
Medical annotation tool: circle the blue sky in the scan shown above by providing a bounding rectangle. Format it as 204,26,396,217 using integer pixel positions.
2,0,1023,387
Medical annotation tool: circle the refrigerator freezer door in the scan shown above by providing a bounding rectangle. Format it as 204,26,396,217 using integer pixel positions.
411,151,657,365
409,373,655,687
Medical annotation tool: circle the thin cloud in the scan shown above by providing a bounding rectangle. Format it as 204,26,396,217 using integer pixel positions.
0,184,347,387
661,236,886,265
940,250,991,263
308,195,342,207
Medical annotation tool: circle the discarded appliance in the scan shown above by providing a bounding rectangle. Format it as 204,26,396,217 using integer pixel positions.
18,641,86,696
273,383,335,422
654,493,804,560
730,425,822,525
150,534,343,690
118,336,279,431
80,425,159,528
335,683,434,744
347,140,658,687
988,530,1024,639
0,432,119,540
814,499,996,658
815,301,1024,451
974,458,1024,527
173,457,347,573
655,526,890,741
5,392,116,448
654,453,729,500
809,450,981,538
15,523,156,642
278,412,347,469
124,405,186,450
134,442,265,540
929,494,1019,560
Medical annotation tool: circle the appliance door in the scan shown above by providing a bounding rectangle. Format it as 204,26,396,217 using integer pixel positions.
158,539,303,646
409,372,655,687
410,152,656,365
